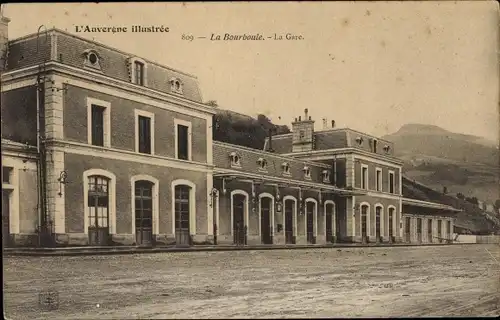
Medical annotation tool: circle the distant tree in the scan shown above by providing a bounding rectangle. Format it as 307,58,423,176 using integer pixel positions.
465,196,479,205
212,111,290,149
495,199,500,210
443,186,448,194
456,193,465,200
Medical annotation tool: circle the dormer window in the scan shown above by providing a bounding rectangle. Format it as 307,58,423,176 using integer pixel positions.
128,57,147,86
170,78,184,95
373,139,378,153
356,136,364,145
83,49,102,70
322,170,331,183
303,166,311,179
282,162,291,176
257,158,268,171
383,145,391,154
229,151,241,167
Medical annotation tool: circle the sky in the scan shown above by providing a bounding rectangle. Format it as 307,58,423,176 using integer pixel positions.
3,2,499,142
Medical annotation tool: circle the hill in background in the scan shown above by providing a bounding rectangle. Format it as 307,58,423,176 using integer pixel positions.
382,124,499,204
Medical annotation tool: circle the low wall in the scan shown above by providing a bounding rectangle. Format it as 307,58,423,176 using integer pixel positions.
476,235,500,244
453,234,500,244
453,234,477,244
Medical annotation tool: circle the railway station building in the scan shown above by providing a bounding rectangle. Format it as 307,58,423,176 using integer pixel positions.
0,16,459,247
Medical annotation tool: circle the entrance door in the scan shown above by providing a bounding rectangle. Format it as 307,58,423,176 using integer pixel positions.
361,205,368,243
428,219,433,243
2,190,10,247
375,206,381,243
306,202,315,244
260,197,272,244
135,181,153,246
325,203,333,243
175,185,191,246
233,194,246,245
405,217,411,243
417,218,422,243
284,200,295,244
447,221,451,243
87,176,110,246
437,220,442,243
388,208,394,243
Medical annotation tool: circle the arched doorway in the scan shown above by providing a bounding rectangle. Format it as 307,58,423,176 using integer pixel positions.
232,193,246,245
175,185,191,246
325,202,335,243
284,199,295,244
87,175,110,246
427,219,433,243
260,196,273,244
417,218,422,243
306,201,316,244
437,220,442,243
375,206,382,243
361,204,368,244
135,180,154,246
388,207,395,243
405,217,411,243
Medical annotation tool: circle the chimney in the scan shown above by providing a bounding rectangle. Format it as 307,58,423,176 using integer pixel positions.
331,120,335,128
291,109,315,152
0,10,10,72
268,128,274,152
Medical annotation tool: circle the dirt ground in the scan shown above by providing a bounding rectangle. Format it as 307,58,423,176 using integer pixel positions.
3,244,500,319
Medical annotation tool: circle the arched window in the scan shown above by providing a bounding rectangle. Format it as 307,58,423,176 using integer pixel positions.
87,175,110,245
281,162,290,176
170,78,184,94
388,207,395,240
361,204,369,240
135,180,154,245
175,185,191,245
375,205,382,242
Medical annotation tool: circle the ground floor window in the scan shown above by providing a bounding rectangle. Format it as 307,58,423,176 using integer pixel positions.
87,175,110,246
361,205,368,240
428,219,433,242
325,202,334,243
375,206,381,241
388,208,394,238
175,185,191,245
135,180,153,246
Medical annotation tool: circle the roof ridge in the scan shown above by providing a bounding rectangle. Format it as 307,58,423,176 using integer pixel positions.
8,27,198,79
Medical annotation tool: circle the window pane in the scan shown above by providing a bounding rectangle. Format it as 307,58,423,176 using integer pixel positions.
142,217,152,228
97,196,108,208
2,167,12,184
88,206,96,218
135,199,143,210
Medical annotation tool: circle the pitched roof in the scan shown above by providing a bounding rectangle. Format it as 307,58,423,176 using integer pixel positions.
214,141,332,185
5,29,203,103
264,128,395,157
